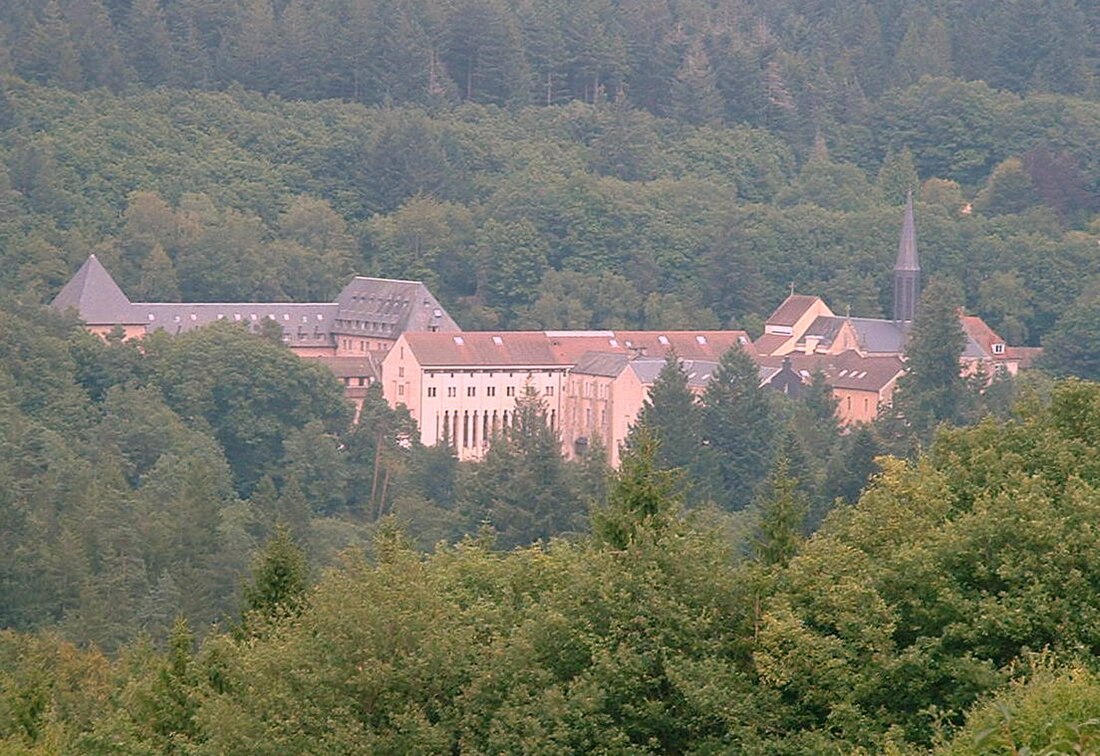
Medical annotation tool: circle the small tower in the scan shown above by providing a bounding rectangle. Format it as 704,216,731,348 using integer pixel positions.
893,190,920,323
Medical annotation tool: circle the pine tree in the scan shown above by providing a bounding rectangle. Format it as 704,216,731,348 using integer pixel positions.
126,0,175,86
696,346,776,511
592,425,682,549
459,390,583,547
754,455,807,568
240,524,309,632
668,42,724,126
137,243,180,301
877,147,919,205
629,351,700,477
21,0,81,88
893,279,967,437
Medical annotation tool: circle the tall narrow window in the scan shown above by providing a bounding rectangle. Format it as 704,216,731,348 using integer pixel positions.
482,413,489,445
463,412,470,448
471,411,478,447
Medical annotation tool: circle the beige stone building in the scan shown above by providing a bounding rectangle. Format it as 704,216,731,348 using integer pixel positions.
753,193,1034,423
381,330,751,461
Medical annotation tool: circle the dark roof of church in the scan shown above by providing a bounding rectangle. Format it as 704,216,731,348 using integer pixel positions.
50,254,133,323
847,317,909,353
895,191,920,272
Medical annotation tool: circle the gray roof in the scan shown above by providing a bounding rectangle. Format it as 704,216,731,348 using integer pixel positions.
572,351,631,377
895,191,919,272
628,357,719,389
136,302,339,344
334,277,460,338
800,315,846,347
50,254,133,323
51,257,459,346
847,317,909,354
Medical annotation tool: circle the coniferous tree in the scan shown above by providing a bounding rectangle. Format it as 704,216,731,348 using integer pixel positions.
126,0,175,86
240,524,309,631
592,425,681,549
629,351,699,477
754,454,807,568
697,346,775,511
893,278,967,437
459,390,583,547
877,146,919,204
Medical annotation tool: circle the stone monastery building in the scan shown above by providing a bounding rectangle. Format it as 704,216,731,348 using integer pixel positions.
52,194,1032,464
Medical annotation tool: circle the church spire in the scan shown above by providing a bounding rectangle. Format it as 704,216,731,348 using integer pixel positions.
893,190,920,322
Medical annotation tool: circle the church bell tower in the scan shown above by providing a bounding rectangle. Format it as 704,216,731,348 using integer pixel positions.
893,190,920,323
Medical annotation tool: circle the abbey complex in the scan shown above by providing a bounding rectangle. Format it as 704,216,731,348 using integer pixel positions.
52,197,1034,464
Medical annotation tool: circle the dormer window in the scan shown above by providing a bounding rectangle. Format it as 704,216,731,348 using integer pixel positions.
992,343,1005,355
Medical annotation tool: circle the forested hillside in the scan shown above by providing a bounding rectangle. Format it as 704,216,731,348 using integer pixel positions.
1,0,1098,345
7,383,1100,752
3,0,1100,752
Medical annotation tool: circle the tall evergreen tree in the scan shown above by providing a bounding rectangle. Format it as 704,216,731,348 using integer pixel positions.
754,454,807,568
240,524,309,632
459,390,584,548
126,0,175,86
696,346,775,511
628,351,699,477
592,425,681,549
893,278,967,437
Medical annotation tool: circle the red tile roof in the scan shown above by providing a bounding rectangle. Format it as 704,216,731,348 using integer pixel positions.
401,330,754,368
960,315,1006,359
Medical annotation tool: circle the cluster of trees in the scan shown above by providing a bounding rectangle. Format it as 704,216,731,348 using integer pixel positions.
1,0,1095,124
0,303,629,647
2,81,1099,351
6,379,1100,751
2,0,1100,746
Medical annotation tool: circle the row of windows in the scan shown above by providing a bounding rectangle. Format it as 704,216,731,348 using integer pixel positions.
439,408,558,449
426,385,549,399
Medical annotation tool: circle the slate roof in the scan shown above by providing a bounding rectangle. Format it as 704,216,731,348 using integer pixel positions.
50,255,134,323
51,256,459,345
756,351,905,393
311,354,381,380
799,315,847,347
766,295,824,327
136,302,339,344
895,191,920,272
572,351,631,377
334,277,460,338
628,357,719,389
847,317,909,354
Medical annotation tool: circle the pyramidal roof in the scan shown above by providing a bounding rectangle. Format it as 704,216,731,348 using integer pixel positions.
894,190,919,272
50,255,134,323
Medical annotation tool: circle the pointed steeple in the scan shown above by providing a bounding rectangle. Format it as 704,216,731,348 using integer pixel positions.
892,191,920,322
50,254,134,323
895,190,919,272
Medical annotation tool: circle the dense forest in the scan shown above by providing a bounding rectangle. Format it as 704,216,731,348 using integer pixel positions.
3,0,1100,752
